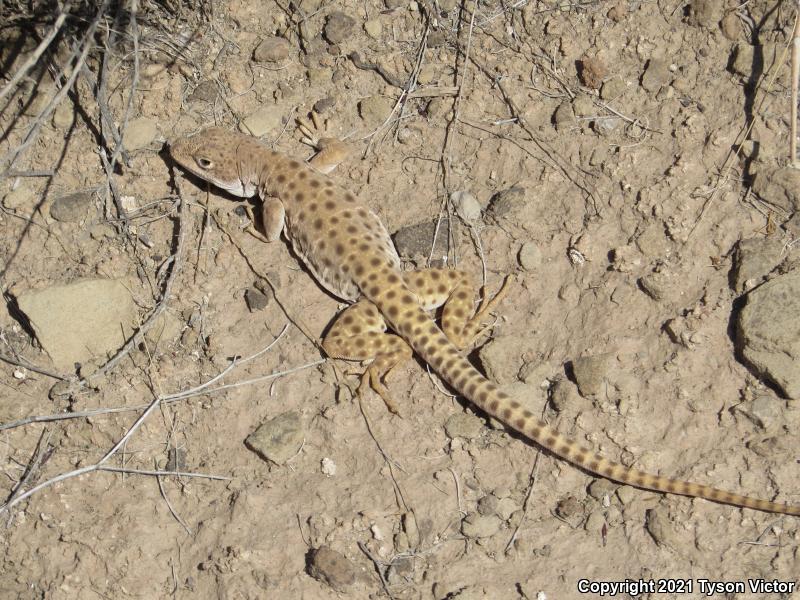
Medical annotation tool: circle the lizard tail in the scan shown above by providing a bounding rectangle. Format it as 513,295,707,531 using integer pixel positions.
388,301,800,516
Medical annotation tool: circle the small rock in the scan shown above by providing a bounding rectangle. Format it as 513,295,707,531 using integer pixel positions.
751,165,800,213
734,395,786,431
738,269,800,399
52,102,74,129
324,12,357,45
639,270,672,301
392,218,449,259
732,237,784,292
555,496,583,519
686,0,722,28
571,354,609,397
444,412,484,440
241,106,284,137
451,190,481,222
253,36,291,62
461,513,502,539
364,18,382,38
166,447,187,471
641,59,670,94
188,80,219,103
15,278,137,372
550,379,582,412
49,190,94,222
358,95,393,124
125,117,159,151
615,485,635,505
721,12,741,40
518,242,541,271
307,546,356,592
244,287,270,312
552,102,575,130
488,187,527,220
313,96,336,113
587,479,617,502
477,494,499,515
577,55,607,89
245,411,304,464
584,510,606,533
321,457,337,476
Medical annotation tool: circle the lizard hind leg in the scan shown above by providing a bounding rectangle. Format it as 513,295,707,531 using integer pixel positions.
403,268,511,350
322,300,413,415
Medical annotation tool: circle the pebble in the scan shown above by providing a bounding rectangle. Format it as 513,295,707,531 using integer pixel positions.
49,190,94,222
307,546,356,592
187,80,219,103
244,411,304,464
549,379,583,412
392,218,450,259
52,101,74,129
641,59,670,94
451,190,481,222
125,117,159,151
253,36,291,62
552,102,575,130
518,241,542,271
584,510,606,533
587,479,617,502
358,95,394,124
488,186,527,220
444,412,484,440
240,106,283,137
571,354,609,397
577,55,607,89
324,12,356,45
244,287,270,312
364,18,382,39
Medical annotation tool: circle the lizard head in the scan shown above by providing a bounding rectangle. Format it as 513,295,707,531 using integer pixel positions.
169,127,259,197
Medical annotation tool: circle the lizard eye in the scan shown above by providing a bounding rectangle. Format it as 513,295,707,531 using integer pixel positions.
195,157,213,169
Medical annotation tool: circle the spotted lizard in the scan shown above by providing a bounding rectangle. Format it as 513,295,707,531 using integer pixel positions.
169,124,799,517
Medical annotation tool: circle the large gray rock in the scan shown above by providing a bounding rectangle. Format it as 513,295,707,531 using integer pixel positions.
737,269,800,398
16,278,137,372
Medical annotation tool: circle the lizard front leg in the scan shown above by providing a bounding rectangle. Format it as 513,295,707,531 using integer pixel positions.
242,195,285,243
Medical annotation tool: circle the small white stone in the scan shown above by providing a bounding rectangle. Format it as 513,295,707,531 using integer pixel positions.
451,190,482,222
321,457,337,476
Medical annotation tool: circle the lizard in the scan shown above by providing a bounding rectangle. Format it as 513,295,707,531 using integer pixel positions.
169,123,799,517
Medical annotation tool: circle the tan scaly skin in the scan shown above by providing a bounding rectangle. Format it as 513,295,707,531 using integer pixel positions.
169,126,799,517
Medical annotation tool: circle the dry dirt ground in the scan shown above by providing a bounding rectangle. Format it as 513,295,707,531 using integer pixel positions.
1,0,800,598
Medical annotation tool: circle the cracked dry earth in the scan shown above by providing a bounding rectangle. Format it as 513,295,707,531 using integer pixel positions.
1,0,800,598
